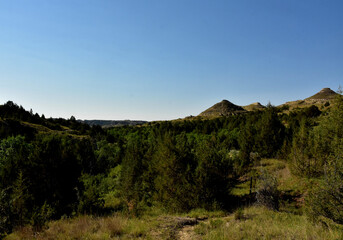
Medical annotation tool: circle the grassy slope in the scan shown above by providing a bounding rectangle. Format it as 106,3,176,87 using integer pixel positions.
21,121,91,140
191,159,343,240
193,206,343,240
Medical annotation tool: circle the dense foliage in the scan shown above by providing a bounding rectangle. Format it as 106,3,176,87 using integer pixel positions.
1,96,343,236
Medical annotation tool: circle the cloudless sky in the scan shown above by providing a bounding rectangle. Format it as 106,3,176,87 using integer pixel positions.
1,0,342,120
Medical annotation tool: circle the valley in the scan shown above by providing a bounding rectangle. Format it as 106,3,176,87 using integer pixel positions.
1,88,343,239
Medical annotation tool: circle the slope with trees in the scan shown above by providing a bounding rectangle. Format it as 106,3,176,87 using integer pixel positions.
1,89,343,239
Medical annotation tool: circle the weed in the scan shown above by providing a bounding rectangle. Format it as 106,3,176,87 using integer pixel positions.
234,208,244,220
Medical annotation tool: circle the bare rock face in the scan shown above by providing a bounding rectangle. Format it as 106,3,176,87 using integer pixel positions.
199,100,245,117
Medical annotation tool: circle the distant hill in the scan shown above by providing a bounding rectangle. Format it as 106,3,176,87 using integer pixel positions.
80,120,148,128
199,88,340,118
282,87,339,111
305,88,338,100
242,102,266,111
198,100,265,118
0,101,95,140
199,100,245,117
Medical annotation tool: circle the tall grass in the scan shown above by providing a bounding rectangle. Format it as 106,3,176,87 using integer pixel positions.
194,206,343,240
5,214,152,240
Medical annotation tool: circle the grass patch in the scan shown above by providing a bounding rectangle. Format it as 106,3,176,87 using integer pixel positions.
232,159,286,198
184,208,226,219
123,217,152,238
195,219,225,236
231,158,319,214
234,208,244,220
258,158,286,172
196,206,343,240
231,180,251,196
5,214,156,240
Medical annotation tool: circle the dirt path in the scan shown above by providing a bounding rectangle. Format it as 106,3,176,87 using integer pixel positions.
177,216,232,240
177,224,199,240
150,216,199,239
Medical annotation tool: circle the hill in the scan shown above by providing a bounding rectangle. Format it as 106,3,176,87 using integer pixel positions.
199,88,339,117
281,87,338,111
242,102,265,111
199,100,245,117
305,87,338,100
198,101,266,118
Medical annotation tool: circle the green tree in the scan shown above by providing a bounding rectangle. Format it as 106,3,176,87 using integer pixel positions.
0,136,32,233
238,121,256,169
256,107,285,157
153,133,195,212
0,136,32,188
11,171,31,226
0,188,12,237
307,94,343,223
307,145,343,223
195,137,233,209
290,118,319,177
119,134,146,213
256,169,279,210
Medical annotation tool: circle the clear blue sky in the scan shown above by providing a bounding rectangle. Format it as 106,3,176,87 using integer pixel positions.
1,0,342,120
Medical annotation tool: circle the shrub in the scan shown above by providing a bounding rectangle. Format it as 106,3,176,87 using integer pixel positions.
234,208,244,220
31,202,54,232
307,157,343,224
256,170,279,210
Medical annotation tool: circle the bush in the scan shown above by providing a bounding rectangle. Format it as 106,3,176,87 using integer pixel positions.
31,202,54,232
234,208,244,220
307,158,343,224
0,189,12,238
256,170,279,210
306,95,343,224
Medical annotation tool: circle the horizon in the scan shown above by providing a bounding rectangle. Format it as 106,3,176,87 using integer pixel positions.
1,86,338,122
1,1,342,121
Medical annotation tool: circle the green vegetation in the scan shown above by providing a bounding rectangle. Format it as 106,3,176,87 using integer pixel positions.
193,206,343,240
1,89,343,239
5,214,153,240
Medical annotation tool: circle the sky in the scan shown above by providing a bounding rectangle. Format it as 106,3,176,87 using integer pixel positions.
0,0,342,121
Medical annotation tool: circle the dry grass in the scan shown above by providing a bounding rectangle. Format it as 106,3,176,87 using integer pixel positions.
184,208,226,219
194,206,343,240
5,213,160,240
6,215,130,240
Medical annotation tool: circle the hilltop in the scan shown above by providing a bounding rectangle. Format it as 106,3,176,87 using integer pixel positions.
199,100,245,117
242,102,266,111
305,87,338,100
198,88,339,117
281,87,338,111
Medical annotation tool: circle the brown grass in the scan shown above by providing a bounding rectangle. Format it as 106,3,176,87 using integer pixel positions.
6,215,127,240
194,206,343,240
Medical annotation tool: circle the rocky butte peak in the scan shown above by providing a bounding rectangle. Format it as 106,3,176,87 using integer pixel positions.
306,88,338,100
199,100,245,117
